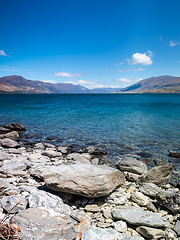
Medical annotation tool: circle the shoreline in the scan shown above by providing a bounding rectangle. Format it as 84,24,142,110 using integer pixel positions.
0,123,180,239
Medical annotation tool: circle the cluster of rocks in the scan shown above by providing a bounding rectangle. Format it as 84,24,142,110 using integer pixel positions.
0,123,180,240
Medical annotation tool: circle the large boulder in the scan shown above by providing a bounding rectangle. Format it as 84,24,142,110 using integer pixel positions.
137,163,173,186
0,138,20,148
116,158,147,175
11,207,78,240
29,163,125,198
112,206,169,228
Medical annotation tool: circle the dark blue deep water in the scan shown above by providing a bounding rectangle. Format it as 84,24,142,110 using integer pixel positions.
0,94,180,174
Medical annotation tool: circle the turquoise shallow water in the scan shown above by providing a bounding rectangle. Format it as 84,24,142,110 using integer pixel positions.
0,93,180,171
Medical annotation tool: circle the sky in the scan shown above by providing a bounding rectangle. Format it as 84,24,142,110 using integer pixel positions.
0,0,180,89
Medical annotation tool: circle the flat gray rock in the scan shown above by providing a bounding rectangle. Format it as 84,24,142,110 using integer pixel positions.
173,220,180,236
131,191,149,207
112,206,169,228
1,195,27,213
125,237,144,240
30,163,125,197
6,170,30,178
0,161,27,174
139,183,162,197
67,153,90,163
0,138,20,148
29,189,71,215
116,158,147,175
81,225,124,240
11,207,78,240
136,226,165,238
137,163,173,186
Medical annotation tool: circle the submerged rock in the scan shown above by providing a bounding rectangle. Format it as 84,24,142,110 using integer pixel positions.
11,207,78,240
29,163,125,197
112,206,169,228
169,152,180,158
137,163,173,186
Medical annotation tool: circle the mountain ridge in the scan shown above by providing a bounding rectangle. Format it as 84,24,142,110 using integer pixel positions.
0,75,180,94
117,75,180,93
0,75,121,94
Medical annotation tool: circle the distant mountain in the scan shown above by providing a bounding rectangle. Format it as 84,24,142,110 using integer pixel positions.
0,75,121,94
0,75,91,94
118,75,180,93
91,87,122,93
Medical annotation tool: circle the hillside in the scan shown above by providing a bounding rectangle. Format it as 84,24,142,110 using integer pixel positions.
0,75,93,94
0,75,121,94
118,75,180,93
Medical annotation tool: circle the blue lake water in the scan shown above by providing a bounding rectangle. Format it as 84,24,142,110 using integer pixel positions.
0,93,180,173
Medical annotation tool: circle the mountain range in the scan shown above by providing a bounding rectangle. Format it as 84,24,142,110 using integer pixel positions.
0,75,121,94
0,75,180,94
117,75,180,93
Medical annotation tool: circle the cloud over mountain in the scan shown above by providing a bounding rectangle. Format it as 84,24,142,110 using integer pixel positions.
54,72,81,78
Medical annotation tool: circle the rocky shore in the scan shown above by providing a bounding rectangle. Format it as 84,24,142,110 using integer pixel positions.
0,123,180,239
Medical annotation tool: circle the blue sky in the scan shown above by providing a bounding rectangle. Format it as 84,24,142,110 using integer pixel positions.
0,0,180,89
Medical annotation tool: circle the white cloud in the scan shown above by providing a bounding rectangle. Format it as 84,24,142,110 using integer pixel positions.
77,79,100,86
117,68,144,72
54,72,81,78
160,36,163,41
128,51,153,65
116,78,133,83
116,78,142,84
170,40,178,47
0,50,7,56
64,79,104,89
43,80,57,83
